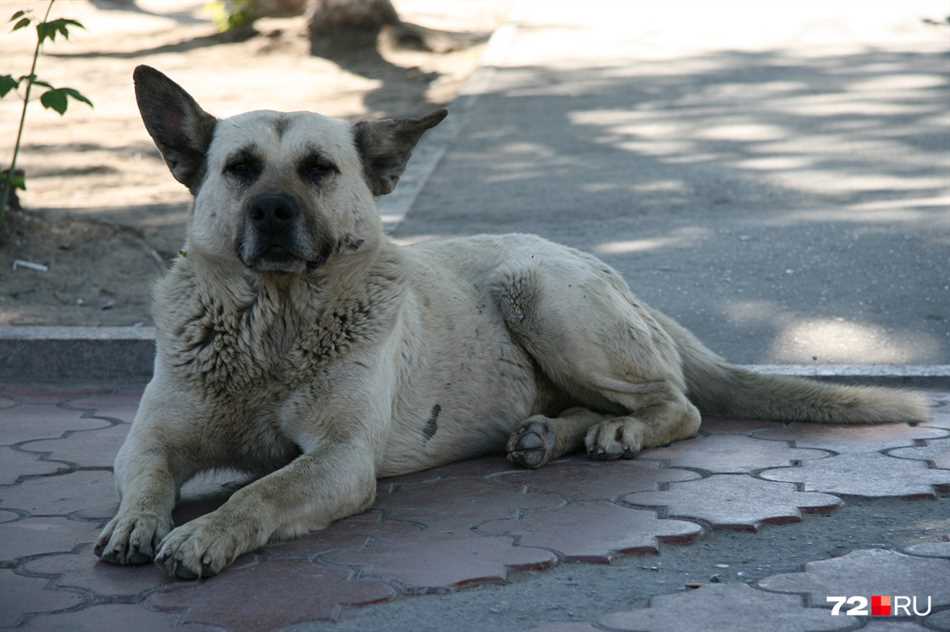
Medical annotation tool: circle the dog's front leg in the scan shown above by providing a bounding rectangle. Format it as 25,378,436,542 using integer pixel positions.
155,438,377,579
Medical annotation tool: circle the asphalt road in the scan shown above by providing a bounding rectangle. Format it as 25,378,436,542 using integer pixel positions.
394,0,950,365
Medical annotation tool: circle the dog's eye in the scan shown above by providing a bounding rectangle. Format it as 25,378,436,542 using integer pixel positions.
224,157,261,182
298,154,339,185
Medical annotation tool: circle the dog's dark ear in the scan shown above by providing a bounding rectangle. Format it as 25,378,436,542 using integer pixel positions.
133,65,217,193
353,109,447,196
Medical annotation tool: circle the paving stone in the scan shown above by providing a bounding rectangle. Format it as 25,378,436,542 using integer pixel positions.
22,544,174,598
0,404,109,445
0,445,66,484
836,623,929,632
638,434,829,473
383,456,520,486
20,423,130,469
264,511,407,560
147,559,396,629
623,475,841,530
375,477,564,534
760,452,950,497
64,389,143,424
599,582,854,631
0,470,117,519
890,438,950,470
752,423,948,454
495,458,700,500
0,516,97,562
21,603,219,632
0,384,110,405
529,625,600,632
0,396,14,409
700,416,776,435
0,509,17,523
759,548,950,608
325,532,557,590
479,501,702,563
903,541,950,558
0,569,85,628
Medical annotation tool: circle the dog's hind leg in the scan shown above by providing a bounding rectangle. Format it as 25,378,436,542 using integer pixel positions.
507,407,608,469
491,257,701,462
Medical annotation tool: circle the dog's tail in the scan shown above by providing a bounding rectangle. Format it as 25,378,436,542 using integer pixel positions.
649,308,931,424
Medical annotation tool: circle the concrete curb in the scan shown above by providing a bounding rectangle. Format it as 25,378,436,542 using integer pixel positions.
3,326,950,385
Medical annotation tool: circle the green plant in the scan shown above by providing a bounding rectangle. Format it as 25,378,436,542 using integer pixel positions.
0,1,93,224
206,0,256,32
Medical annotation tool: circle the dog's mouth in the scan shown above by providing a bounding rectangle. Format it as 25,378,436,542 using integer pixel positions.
239,243,328,274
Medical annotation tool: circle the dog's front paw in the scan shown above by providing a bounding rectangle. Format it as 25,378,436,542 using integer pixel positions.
96,510,172,565
585,418,644,461
155,515,245,580
507,417,557,469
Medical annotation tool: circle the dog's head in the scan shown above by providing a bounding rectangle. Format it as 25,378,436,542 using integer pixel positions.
133,65,445,274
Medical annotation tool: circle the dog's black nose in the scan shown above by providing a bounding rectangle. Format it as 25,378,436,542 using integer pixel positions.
247,193,301,235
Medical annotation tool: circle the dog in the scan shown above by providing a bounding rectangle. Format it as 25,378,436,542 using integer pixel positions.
95,65,930,579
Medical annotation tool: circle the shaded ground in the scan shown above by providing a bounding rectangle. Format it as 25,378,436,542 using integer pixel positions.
0,383,948,630
0,0,506,326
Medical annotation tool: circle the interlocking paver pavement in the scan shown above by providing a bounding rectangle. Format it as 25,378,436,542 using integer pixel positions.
0,570,85,628
890,438,950,470
759,548,950,608
930,610,950,631
1,385,948,630
623,475,842,530
752,423,949,454
494,459,700,500
479,501,702,562
637,434,830,473
760,451,950,498
598,583,854,632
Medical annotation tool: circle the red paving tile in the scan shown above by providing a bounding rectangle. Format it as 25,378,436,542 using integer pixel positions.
478,501,702,563
21,603,220,632
637,434,830,473
623,475,842,530
146,559,396,630
22,544,176,598
0,570,85,628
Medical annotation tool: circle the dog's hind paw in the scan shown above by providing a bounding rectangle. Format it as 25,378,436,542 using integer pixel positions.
507,418,557,469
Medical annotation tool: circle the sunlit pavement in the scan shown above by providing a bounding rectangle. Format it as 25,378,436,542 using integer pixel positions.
394,0,950,365
0,384,948,630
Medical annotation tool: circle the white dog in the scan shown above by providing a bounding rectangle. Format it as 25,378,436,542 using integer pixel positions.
95,66,929,579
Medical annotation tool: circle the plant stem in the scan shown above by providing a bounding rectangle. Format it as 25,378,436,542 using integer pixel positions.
1,0,56,223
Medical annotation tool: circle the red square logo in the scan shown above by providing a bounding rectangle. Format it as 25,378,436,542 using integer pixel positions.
871,595,892,617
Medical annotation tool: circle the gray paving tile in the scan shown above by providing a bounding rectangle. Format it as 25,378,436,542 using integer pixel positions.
889,438,950,470
903,541,950,559
638,434,829,473
529,625,600,632
20,423,130,469
325,532,557,590
0,404,109,445
495,458,700,500
0,445,65,484
623,474,841,530
752,423,948,454
147,559,395,629
929,609,950,631
0,516,97,562
0,569,85,628
0,470,117,519
599,582,854,631
700,417,776,435
64,389,143,424
383,456,519,486
478,501,702,562
760,452,950,497
759,548,950,608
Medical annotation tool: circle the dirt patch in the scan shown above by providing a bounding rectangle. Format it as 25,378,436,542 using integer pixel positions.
0,0,507,326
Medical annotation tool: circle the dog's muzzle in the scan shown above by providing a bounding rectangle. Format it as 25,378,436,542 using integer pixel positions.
239,193,323,273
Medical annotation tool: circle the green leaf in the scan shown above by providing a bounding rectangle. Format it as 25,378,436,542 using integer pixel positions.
40,88,68,114
58,87,93,107
9,10,29,22
0,74,16,98
1,171,25,191
36,17,84,43
12,17,30,31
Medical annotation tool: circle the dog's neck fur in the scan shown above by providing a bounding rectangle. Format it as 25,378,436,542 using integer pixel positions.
153,235,404,397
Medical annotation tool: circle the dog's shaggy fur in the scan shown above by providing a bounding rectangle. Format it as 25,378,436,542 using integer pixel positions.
96,66,930,579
